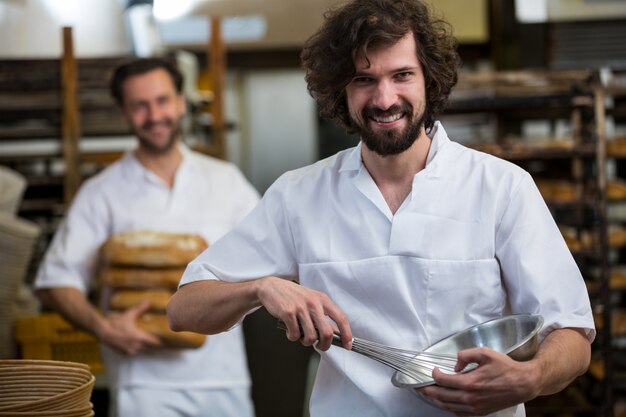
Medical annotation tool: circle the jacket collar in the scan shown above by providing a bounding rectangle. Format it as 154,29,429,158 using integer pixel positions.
122,142,195,186
339,121,453,179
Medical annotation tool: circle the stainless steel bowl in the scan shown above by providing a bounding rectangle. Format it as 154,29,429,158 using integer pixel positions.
392,314,544,388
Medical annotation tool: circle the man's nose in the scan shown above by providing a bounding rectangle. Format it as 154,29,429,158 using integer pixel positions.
372,80,398,110
147,103,162,121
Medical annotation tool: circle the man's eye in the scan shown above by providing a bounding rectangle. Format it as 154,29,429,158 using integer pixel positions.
353,77,373,84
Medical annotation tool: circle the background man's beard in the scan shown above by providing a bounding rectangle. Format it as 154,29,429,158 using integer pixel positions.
136,120,180,155
354,104,426,157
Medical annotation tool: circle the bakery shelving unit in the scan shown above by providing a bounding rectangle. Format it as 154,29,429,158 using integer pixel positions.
0,27,82,279
442,70,612,417
196,16,228,159
603,67,626,416
176,16,229,160
0,28,132,281
0,22,231,284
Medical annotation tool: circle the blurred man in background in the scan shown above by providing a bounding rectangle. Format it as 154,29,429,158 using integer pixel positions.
35,57,258,417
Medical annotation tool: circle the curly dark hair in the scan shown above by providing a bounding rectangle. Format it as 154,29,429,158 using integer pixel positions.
301,0,460,132
110,57,183,106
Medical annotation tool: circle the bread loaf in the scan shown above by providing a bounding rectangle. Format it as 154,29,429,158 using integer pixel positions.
536,180,577,202
109,289,172,311
593,310,626,336
560,226,583,252
137,314,206,349
100,267,184,290
609,225,626,248
97,230,208,350
607,180,626,201
526,138,574,151
610,271,626,290
100,230,208,267
607,137,626,158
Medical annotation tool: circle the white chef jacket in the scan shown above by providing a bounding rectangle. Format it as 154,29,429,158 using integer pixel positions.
181,122,596,417
35,144,259,394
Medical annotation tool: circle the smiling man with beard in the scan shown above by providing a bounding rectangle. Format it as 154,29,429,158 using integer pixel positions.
115,62,182,156
168,1,595,417
347,35,427,159
35,58,259,417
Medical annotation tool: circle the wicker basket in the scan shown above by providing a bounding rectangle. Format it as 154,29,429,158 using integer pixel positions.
0,359,95,415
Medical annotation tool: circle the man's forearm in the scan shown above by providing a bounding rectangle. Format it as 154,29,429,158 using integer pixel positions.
534,327,591,396
167,279,263,335
168,277,354,350
36,287,107,337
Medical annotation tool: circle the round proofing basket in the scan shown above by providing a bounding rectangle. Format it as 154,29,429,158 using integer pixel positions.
0,374,94,411
0,404,94,417
0,360,90,371
0,361,94,412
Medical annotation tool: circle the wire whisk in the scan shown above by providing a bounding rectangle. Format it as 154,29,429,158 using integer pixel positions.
277,320,471,383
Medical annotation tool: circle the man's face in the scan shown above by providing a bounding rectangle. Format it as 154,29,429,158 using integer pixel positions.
120,68,186,155
345,32,426,156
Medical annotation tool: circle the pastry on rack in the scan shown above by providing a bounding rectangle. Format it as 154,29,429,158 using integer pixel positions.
607,179,626,201
536,180,577,203
608,225,626,248
593,310,626,336
606,137,626,158
559,226,590,252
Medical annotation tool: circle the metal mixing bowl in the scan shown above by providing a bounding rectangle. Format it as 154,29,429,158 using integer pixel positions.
391,314,544,388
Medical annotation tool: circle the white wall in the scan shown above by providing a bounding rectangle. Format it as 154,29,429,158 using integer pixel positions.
240,70,318,193
0,0,131,58
0,1,320,195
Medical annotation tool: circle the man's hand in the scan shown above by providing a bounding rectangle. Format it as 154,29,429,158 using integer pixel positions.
168,277,352,350
36,287,164,356
417,327,591,416
98,300,163,355
418,347,539,416
257,277,352,351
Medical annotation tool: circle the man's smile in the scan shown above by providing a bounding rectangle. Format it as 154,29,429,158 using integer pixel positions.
370,112,405,125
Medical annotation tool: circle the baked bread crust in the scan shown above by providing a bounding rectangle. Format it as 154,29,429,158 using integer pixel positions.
98,230,208,349
136,314,206,349
100,267,184,290
607,137,626,158
536,180,577,202
100,230,208,267
108,289,173,311
608,180,626,201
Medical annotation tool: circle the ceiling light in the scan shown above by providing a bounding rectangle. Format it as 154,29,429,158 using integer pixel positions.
153,0,196,21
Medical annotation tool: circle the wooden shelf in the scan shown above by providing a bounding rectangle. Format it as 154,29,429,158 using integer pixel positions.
0,126,61,140
446,69,612,417
0,23,230,296
449,71,596,114
469,142,596,160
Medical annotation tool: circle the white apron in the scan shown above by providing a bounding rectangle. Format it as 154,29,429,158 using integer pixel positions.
300,255,521,417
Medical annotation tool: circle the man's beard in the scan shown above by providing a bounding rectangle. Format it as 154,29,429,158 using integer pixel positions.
135,119,180,155
352,103,425,157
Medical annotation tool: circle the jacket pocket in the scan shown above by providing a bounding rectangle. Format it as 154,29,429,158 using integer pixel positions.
424,258,505,344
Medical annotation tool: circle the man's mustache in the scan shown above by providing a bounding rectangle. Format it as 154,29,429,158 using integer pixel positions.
362,103,412,118
142,120,172,130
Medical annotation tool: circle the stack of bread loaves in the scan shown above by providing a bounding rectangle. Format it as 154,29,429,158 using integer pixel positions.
99,230,208,349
